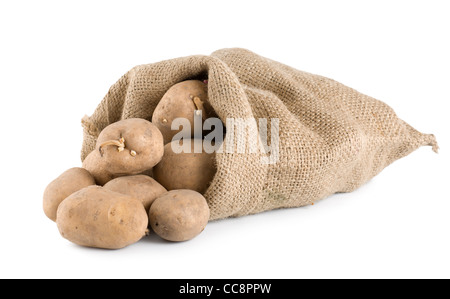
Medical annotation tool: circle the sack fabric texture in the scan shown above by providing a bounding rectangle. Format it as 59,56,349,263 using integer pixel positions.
81,48,438,221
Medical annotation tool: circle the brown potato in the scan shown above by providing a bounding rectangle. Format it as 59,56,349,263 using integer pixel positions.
152,80,216,144
96,118,164,173
82,118,164,185
149,189,210,242
56,186,148,249
82,150,116,185
43,167,96,222
153,139,216,194
103,175,167,213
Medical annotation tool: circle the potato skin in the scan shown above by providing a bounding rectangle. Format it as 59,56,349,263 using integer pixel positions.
152,80,215,144
82,118,164,185
149,189,210,242
43,167,96,222
103,175,167,213
56,186,148,249
96,118,164,174
153,139,216,194
82,150,116,185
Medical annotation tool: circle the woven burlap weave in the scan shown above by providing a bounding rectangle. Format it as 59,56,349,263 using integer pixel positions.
81,48,438,220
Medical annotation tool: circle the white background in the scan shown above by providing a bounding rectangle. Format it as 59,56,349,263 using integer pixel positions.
1,0,449,279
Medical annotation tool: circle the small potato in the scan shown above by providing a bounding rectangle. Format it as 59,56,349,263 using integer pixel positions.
82,150,116,185
43,167,96,222
103,175,167,213
153,139,216,194
152,80,216,144
82,118,164,185
149,189,210,242
56,186,148,249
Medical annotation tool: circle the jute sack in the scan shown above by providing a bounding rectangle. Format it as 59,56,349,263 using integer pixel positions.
81,48,438,221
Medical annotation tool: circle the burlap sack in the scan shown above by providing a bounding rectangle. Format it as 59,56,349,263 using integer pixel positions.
81,48,438,221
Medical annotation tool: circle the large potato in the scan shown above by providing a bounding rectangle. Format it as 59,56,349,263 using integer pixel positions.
56,186,148,249
152,80,216,144
82,118,164,185
43,167,96,222
153,139,216,194
103,175,167,213
96,118,164,174
149,189,210,242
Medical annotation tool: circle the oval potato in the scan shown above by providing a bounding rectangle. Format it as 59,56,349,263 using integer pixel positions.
152,80,216,144
56,186,148,249
149,189,210,242
103,175,167,213
95,118,164,174
43,167,96,222
82,150,116,185
153,139,216,194
82,118,164,185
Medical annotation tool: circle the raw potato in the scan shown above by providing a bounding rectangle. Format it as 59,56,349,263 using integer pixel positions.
82,150,116,185
96,118,164,174
149,189,210,242
43,167,96,222
104,175,167,213
56,185,148,249
82,118,164,185
152,80,216,144
153,139,216,194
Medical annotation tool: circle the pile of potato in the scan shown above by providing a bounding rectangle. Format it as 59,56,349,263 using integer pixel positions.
43,80,219,249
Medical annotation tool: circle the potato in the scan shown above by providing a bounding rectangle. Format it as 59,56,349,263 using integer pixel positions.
153,139,216,194
43,167,96,222
152,80,216,144
149,189,210,242
56,185,148,249
96,118,164,173
82,118,164,185
103,175,167,213
82,150,116,185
